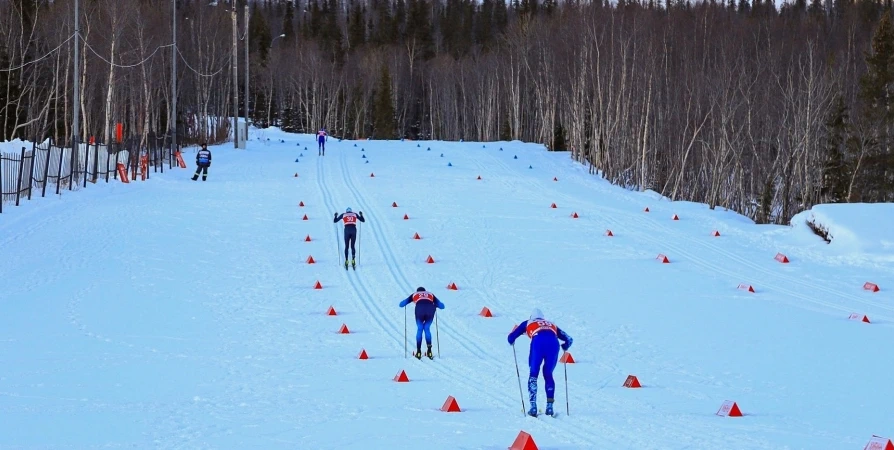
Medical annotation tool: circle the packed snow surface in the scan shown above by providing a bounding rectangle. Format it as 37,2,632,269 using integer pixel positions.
1,128,892,449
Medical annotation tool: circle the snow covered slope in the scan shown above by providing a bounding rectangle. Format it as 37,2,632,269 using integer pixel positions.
1,129,892,449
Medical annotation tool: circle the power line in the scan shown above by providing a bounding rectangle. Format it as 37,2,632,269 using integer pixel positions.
0,33,77,72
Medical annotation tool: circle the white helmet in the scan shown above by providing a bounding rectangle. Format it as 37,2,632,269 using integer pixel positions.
529,308,544,322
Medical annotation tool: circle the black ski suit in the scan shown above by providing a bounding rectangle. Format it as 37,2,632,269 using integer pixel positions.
334,211,365,261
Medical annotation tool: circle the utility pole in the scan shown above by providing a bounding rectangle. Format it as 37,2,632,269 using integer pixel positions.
73,0,80,150
244,4,250,137
231,10,238,148
171,0,177,155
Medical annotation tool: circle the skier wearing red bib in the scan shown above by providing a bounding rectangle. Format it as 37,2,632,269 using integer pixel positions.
399,287,445,359
507,308,573,417
333,207,365,268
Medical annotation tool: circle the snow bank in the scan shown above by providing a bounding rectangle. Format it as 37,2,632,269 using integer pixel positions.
790,203,894,259
0,139,34,154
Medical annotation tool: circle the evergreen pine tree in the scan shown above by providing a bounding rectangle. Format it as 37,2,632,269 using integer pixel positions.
822,97,852,202
249,4,273,63
282,0,296,42
373,65,396,139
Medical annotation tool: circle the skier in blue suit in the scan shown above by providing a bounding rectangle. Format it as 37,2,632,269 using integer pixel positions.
507,308,573,417
399,287,445,360
317,128,327,155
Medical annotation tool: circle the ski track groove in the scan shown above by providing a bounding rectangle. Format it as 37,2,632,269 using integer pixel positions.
332,148,645,447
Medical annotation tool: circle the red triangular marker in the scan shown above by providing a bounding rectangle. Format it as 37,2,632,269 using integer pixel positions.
849,313,871,323
358,349,368,359
299,201,305,207
644,207,650,212
863,436,894,450
623,375,641,388
326,306,337,316
403,214,409,220
306,255,315,264
605,229,614,237
440,396,461,412
426,255,435,263
560,352,575,363
338,324,350,334
479,307,493,317
656,254,669,263
737,283,755,293
393,370,410,382
314,280,323,289
509,431,539,450
775,253,789,263
711,230,721,237
447,282,458,290
304,235,312,242
716,400,743,417
672,214,679,220
413,232,421,240
392,202,398,207
302,214,309,220
570,212,579,218
550,203,557,208
864,282,880,292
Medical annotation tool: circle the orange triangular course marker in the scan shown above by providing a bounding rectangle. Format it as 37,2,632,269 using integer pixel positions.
338,324,350,334
392,202,398,207
656,254,669,263
605,229,614,237
447,282,458,290
306,255,316,264
426,255,435,264
314,280,323,289
326,306,337,316
358,349,368,359
440,396,461,412
712,230,721,237
644,207,650,212
737,283,755,293
509,431,539,450
623,375,641,388
413,233,421,240
393,370,409,382
302,214,309,220
305,235,312,242
403,214,409,220
560,352,575,363
550,203,557,208
479,307,493,317
571,212,579,218
299,201,305,207
849,313,871,323
672,214,679,220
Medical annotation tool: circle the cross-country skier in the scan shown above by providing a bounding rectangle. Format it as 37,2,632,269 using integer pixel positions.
399,287,445,359
317,127,327,155
191,143,211,181
333,207,364,269
507,308,573,417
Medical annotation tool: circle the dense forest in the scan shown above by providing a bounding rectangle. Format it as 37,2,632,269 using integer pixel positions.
1,0,892,222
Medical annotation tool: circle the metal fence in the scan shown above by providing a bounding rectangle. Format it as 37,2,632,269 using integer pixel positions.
1,139,179,214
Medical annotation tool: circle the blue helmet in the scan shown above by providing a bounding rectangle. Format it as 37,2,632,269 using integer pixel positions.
346,207,352,213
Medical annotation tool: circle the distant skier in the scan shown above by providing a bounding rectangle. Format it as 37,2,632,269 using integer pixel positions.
507,308,573,417
399,287,445,359
333,207,364,269
318,127,327,155
191,143,211,181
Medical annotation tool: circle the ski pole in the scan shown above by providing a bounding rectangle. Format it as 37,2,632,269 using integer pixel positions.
336,225,342,268
357,221,361,265
435,313,440,358
513,345,526,416
563,351,570,415
404,306,407,359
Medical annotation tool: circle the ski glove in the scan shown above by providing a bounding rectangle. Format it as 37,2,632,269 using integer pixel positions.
561,342,570,352
508,336,516,346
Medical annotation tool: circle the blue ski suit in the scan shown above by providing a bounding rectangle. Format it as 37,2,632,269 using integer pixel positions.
507,311,572,408
399,290,445,352
317,129,327,154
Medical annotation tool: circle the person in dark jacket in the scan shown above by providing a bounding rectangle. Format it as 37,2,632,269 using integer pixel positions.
399,287,445,359
191,143,211,181
333,207,365,268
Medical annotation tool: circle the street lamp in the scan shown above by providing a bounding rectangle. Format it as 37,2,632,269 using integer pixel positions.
270,33,286,48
